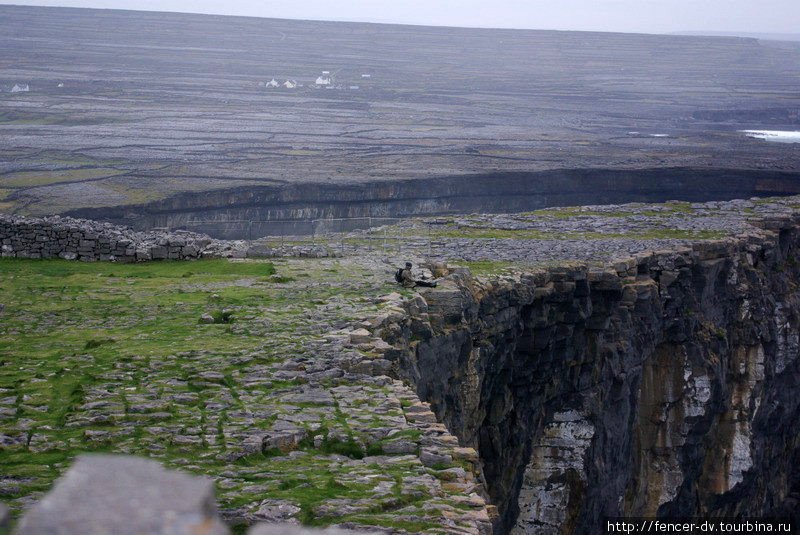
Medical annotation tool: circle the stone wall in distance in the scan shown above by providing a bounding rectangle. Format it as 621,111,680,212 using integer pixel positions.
0,213,217,262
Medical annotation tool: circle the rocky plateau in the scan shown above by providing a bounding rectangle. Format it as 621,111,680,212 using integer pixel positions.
2,196,800,534
0,6,799,234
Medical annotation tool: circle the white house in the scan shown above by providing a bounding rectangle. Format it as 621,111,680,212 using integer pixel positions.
283,79,297,89
11,84,29,92
361,74,371,79
266,78,279,88
315,76,331,85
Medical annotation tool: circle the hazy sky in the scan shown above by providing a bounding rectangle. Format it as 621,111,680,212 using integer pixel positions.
3,0,799,34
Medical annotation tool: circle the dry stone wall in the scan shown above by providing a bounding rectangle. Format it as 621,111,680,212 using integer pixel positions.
0,213,220,262
0,213,341,262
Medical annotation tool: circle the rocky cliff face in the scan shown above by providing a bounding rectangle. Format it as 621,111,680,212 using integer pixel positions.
379,216,800,534
64,169,800,238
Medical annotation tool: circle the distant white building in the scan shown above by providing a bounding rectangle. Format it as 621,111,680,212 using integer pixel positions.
315,76,331,85
266,78,279,88
11,84,29,92
349,85,360,90
57,83,64,88
361,74,371,79
283,79,297,88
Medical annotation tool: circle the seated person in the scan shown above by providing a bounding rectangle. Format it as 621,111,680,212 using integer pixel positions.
398,261,437,288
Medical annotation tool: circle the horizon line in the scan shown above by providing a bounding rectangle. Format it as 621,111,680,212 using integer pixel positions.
1,2,795,39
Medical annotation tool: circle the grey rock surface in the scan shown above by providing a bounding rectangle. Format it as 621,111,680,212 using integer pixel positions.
0,502,9,534
13,455,229,535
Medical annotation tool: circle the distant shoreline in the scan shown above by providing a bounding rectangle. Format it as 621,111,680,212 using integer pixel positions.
671,30,800,42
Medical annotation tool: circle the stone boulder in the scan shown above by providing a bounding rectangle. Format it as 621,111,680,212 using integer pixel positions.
426,260,452,278
14,454,228,535
0,502,9,534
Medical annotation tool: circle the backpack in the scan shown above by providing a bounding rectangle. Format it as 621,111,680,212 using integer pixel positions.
394,268,404,283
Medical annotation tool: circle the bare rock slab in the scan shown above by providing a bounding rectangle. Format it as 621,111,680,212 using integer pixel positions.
14,454,228,535
0,502,9,534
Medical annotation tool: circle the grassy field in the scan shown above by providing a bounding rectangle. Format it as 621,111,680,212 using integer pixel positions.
2,168,128,188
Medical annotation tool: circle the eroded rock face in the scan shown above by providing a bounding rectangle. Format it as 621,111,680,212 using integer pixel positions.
67,169,800,239
384,217,800,534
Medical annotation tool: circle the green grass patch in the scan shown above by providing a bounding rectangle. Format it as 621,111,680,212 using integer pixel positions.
365,443,385,456
84,338,116,350
1,168,127,188
202,309,234,324
317,437,364,459
263,275,296,283
611,229,725,240
459,260,521,277
0,258,275,278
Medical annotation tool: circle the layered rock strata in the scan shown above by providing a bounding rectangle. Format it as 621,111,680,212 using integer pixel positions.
66,169,800,239
375,216,800,533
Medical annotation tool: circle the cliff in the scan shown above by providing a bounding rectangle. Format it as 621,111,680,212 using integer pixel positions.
64,169,800,239
377,216,800,533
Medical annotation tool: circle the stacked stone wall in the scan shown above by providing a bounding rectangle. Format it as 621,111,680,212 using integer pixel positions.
0,213,216,262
